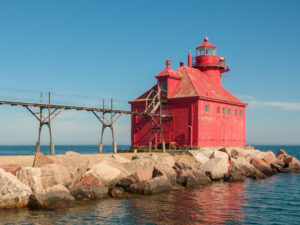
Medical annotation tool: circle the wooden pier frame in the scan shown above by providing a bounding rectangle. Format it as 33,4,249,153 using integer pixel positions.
0,92,172,155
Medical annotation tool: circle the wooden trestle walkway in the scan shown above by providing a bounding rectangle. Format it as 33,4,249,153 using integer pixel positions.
0,92,171,155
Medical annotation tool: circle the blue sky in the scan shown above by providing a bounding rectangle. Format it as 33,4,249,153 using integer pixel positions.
0,0,300,145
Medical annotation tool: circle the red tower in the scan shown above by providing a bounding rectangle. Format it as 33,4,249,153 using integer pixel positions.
130,37,247,149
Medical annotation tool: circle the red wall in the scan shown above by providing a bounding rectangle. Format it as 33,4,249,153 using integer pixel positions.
131,98,246,148
197,100,245,146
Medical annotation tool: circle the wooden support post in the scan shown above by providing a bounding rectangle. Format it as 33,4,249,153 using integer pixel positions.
148,141,152,152
98,142,103,154
50,141,55,155
162,141,166,153
113,141,117,154
35,141,40,153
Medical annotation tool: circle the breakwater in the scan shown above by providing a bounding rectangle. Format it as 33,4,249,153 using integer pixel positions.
0,146,300,210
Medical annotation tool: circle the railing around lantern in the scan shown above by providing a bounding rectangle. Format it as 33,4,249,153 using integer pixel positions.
192,56,225,68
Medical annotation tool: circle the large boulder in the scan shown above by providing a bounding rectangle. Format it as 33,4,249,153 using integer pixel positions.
175,157,193,170
32,152,54,167
176,169,210,187
263,151,277,164
201,157,229,180
116,167,154,191
0,168,32,208
280,157,300,173
28,185,75,209
250,158,273,177
123,154,157,174
156,156,175,168
276,149,289,157
189,151,209,165
0,164,21,175
17,164,65,193
154,162,177,185
227,157,266,181
70,173,108,200
87,162,122,189
129,175,172,194
53,151,92,188
270,160,285,172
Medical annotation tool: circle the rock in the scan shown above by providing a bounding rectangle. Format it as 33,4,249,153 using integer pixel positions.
175,158,193,170
53,151,92,188
271,160,285,171
132,167,154,182
156,156,175,168
129,175,172,194
0,164,21,175
211,150,229,161
17,164,65,193
28,185,75,209
230,149,239,159
76,173,102,186
176,169,210,187
283,157,300,164
202,157,229,180
131,153,158,162
276,149,288,157
123,154,157,174
87,162,122,189
0,168,32,208
112,154,131,163
189,151,209,165
280,157,300,173
263,151,277,164
228,157,266,180
110,187,130,198
116,167,154,192
154,162,177,185
70,179,108,201
250,158,273,177
32,152,54,167
199,150,214,158
226,174,246,182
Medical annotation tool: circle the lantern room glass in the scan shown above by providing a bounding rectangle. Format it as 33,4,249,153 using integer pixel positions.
197,47,216,56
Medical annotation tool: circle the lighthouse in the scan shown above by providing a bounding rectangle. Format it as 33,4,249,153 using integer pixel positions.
130,37,247,149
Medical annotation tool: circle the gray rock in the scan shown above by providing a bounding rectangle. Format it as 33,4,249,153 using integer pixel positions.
0,168,32,208
17,165,64,193
154,162,177,185
70,185,108,200
176,169,210,187
87,162,122,189
175,158,193,170
229,157,266,179
28,185,75,209
189,151,209,165
110,187,130,198
129,175,172,194
201,157,229,180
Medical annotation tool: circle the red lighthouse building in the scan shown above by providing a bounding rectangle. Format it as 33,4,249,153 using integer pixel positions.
130,37,247,149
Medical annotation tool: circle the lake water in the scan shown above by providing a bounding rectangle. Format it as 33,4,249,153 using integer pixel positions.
0,145,299,224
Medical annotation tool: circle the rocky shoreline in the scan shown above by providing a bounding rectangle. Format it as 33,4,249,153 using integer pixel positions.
1,147,300,209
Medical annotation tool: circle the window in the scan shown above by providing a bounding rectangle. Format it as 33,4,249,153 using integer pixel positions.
205,105,209,112
160,80,167,91
222,107,226,114
235,109,237,116
240,110,243,116
217,107,220,113
228,108,231,115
